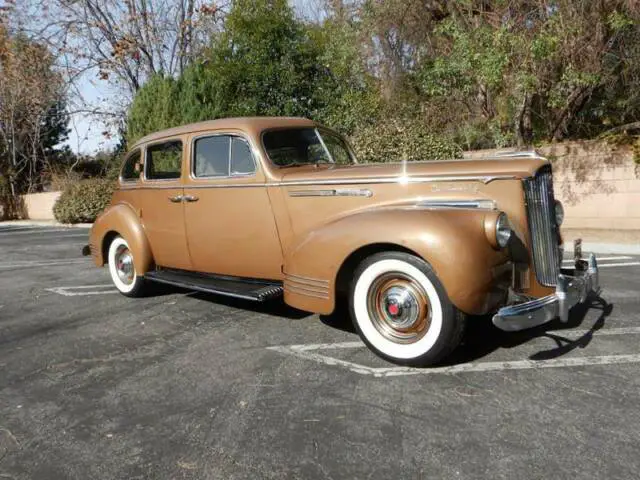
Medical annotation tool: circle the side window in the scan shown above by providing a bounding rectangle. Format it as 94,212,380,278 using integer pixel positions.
146,140,183,180
193,135,255,177
230,137,255,175
194,136,230,177
322,133,352,165
121,149,141,181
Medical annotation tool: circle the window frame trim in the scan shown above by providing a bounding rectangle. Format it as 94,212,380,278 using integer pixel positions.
190,132,257,180
143,138,185,182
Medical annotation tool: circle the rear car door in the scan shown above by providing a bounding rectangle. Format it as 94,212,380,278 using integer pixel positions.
137,138,192,270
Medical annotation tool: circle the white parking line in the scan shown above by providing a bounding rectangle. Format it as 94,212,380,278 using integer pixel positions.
0,229,87,236
0,259,89,270
563,256,632,263
598,262,640,268
269,326,640,376
45,285,117,296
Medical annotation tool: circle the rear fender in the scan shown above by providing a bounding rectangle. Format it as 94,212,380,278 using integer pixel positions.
89,203,153,275
283,207,509,315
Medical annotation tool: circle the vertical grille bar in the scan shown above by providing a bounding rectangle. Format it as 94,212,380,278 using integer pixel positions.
524,166,560,286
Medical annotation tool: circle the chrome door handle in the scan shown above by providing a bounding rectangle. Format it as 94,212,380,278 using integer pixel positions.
183,195,199,202
169,195,183,203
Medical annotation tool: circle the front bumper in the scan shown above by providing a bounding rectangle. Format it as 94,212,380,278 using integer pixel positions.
492,253,600,332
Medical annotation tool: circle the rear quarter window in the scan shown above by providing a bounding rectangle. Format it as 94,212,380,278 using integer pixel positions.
120,149,142,182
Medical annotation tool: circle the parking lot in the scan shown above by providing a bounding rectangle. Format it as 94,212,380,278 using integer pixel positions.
1,224,639,479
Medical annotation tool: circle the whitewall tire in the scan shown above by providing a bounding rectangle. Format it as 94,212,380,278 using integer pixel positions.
350,252,465,366
108,236,147,297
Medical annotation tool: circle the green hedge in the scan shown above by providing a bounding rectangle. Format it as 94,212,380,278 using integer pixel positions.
350,120,462,163
53,179,116,224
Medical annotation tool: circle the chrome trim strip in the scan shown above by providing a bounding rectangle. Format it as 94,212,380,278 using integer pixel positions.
284,282,329,296
284,285,330,300
284,273,329,285
289,188,373,198
494,150,545,159
117,174,516,191
417,199,497,210
277,175,515,186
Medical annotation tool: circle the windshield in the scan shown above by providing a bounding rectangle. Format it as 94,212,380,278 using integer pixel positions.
262,128,355,167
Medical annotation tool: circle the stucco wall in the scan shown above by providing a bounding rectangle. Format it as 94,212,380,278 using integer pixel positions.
465,141,640,239
20,191,61,221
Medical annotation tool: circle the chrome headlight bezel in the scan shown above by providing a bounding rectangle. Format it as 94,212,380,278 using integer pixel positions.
495,212,512,248
555,200,564,226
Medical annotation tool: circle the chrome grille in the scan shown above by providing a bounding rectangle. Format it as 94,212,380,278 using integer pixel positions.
524,166,560,286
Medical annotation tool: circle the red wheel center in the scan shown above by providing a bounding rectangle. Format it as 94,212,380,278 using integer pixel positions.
388,303,400,316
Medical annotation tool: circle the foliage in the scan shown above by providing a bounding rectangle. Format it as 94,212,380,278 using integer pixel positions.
351,118,462,163
53,179,116,224
358,0,640,148
0,26,71,202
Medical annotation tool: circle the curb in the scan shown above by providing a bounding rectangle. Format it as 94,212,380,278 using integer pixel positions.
0,220,92,229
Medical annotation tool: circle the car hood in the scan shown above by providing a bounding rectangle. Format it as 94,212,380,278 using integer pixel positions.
279,157,548,183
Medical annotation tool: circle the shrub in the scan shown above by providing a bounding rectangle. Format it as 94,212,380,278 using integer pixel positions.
350,119,463,163
53,179,116,224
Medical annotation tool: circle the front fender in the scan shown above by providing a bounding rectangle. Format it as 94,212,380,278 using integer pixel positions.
88,203,153,275
283,207,510,315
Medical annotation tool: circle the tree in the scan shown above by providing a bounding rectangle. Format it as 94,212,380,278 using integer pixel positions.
0,26,71,199
127,0,335,143
357,0,640,148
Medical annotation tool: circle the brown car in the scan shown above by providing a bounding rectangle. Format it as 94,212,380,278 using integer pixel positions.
85,116,599,366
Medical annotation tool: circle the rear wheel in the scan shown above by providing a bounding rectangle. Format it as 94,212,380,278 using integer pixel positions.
108,236,147,297
350,252,465,366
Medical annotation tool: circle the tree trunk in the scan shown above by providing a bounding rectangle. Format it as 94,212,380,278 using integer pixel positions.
515,93,533,148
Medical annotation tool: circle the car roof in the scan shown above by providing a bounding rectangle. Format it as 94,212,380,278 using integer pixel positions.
131,116,318,148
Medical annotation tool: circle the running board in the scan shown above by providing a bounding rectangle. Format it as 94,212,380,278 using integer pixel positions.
144,268,283,302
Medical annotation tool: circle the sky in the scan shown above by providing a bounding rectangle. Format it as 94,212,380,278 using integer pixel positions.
64,0,323,156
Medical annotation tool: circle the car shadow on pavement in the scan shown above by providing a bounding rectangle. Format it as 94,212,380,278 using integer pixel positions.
445,294,614,365
186,291,313,320
318,294,615,366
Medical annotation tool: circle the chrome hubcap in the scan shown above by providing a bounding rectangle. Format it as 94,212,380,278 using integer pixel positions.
114,245,134,285
367,273,430,344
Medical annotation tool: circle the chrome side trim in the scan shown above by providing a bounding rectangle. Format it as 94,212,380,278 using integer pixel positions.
284,273,329,286
289,188,373,198
417,199,497,210
278,175,515,186
117,174,516,191
494,150,545,159
284,285,330,300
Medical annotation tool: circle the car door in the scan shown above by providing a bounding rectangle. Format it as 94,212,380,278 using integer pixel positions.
183,132,283,280
137,138,192,270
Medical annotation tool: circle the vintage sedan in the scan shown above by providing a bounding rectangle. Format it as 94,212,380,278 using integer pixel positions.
85,117,599,366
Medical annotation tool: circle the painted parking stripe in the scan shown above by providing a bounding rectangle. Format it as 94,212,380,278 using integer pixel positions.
269,326,640,376
562,256,632,263
0,229,87,236
0,259,89,270
597,262,640,268
45,285,117,296
268,345,640,377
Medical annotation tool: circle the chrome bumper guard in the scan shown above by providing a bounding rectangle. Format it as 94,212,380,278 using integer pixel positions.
493,253,600,332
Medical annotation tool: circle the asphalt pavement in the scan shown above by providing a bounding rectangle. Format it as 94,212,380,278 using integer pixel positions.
1,224,639,479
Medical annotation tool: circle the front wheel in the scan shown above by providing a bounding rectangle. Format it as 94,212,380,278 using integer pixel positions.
107,236,147,297
350,252,465,366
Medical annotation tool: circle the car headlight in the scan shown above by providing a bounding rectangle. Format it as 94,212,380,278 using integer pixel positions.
555,200,564,226
485,212,512,249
